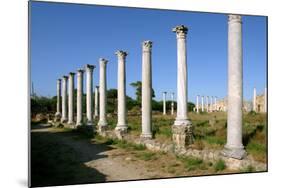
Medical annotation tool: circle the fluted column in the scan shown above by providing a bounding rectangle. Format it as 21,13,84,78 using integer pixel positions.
115,50,128,133
61,75,68,123
222,15,246,159
94,86,99,119
253,87,257,112
140,41,153,139
98,58,108,132
85,64,95,127
196,95,199,114
67,72,75,125
55,79,62,121
163,92,167,115
172,25,193,149
171,92,175,115
201,95,204,112
76,69,84,126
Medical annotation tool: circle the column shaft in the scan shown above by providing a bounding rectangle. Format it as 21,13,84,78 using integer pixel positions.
171,93,174,115
61,76,68,123
163,92,167,115
55,79,61,117
116,51,128,131
76,69,84,126
94,86,99,119
98,58,108,130
196,95,199,113
68,72,75,125
222,15,246,159
141,41,153,139
85,64,95,126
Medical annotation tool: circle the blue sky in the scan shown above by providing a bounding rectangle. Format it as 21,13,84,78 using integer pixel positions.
30,1,267,103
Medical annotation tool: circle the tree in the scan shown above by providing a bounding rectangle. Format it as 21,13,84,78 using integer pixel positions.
130,81,155,105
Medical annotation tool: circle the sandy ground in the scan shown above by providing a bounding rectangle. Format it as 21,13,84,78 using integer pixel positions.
31,124,168,183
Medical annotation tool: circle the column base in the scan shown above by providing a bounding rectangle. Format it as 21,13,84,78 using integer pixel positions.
115,126,128,139
221,145,247,160
54,112,61,122
172,121,193,151
140,133,152,140
60,118,68,123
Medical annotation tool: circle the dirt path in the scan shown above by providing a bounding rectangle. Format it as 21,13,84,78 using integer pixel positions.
31,124,163,183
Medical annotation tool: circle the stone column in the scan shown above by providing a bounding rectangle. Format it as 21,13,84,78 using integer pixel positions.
76,69,84,126
222,15,246,159
264,87,267,112
253,87,257,112
201,95,204,112
115,50,128,136
85,64,95,127
206,96,209,112
140,41,153,139
67,72,75,126
172,25,193,149
210,96,213,112
163,92,167,115
61,75,68,123
214,96,217,111
55,79,62,121
98,58,108,133
196,95,199,114
94,86,99,119
171,92,175,115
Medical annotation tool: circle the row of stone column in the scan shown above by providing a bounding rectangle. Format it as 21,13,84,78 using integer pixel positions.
195,95,218,113
162,92,175,115
54,14,248,160
252,87,267,112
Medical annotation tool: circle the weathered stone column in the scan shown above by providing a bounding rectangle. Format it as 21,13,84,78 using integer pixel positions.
163,92,167,115
201,95,204,112
264,87,267,113
140,41,153,139
85,64,95,127
61,76,68,123
55,79,62,121
210,96,213,112
253,87,257,112
94,86,99,119
115,50,128,136
171,92,175,115
76,69,84,126
206,96,209,112
214,96,217,111
222,15,246,159
98,58,108,133
67,72,75,126
172,25,193,149
196,95,199,114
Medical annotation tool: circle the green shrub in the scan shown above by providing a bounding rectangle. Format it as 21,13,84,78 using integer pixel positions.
214,159,226,172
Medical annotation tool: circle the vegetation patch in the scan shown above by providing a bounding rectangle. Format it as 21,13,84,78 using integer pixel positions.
214,159,226,172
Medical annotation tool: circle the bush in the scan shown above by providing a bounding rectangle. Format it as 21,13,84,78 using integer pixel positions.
214,159,226,172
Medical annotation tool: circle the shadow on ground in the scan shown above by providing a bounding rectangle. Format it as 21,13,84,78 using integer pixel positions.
31,125,113,187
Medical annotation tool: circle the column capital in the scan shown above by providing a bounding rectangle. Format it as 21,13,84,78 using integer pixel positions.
95,85,99,89
62,75,68,80
99,58,108,66
69,72,75,77
172,25,188,38
142,40,152,52
228,15,242,23
77,69,84,74
85,64,96,72
57,78,61,82
115,50,128,58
